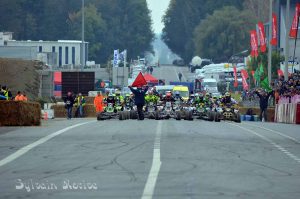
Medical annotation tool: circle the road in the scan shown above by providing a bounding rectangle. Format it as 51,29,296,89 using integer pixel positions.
0,119,300,199
152,65,192,84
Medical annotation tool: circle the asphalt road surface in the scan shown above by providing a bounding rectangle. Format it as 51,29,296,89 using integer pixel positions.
152,65,192,84
0,119,300,199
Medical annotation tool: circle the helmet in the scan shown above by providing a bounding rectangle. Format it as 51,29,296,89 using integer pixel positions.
205,93,210,97
125,93,130,97
148,90,153,95
225,92,231,97
166,92,172,97
175,91,180,96
194,93,199,97
115,90,121,96
199,93,204,98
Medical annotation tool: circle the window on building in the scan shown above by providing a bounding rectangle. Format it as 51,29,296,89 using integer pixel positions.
39,46,42,52
72,47,75,65
59,46,62,66
52,46,55,52
65,47,69,65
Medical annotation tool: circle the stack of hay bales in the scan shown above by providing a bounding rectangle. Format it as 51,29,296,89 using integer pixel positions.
52,96,97,118
239,107,275,122
0,101,41,126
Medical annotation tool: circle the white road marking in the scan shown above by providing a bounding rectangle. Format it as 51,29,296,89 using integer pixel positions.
0,121,95,167
142,120,162,199
243,123,300,144
228,123,300,164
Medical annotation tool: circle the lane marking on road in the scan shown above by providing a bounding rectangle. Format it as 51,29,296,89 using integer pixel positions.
243,123,300,144
227,123,300,164
142,120,162,199
0,121,95,167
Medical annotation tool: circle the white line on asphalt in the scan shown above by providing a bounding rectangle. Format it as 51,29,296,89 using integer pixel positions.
228,123,300,164
243,123,300,144
0,121,95,167
141,120,162,199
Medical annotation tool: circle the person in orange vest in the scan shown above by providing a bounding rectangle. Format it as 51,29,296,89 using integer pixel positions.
94,91,104,113
15,91,25,101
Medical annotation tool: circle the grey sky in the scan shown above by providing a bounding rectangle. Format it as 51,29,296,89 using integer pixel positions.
147,0,171,34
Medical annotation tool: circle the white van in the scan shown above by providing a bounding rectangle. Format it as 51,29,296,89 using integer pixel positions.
202,78,218,93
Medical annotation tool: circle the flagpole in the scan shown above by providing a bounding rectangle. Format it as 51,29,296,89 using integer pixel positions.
268,0,273,85
292,15,300,72
284,0,290,81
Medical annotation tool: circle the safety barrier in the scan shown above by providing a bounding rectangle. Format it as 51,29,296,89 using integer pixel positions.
275,103,300,124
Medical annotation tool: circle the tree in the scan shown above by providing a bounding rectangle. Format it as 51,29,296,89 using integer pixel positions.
193,6,256,63
243,0,269,22
162,0,244,62
68,4,106,63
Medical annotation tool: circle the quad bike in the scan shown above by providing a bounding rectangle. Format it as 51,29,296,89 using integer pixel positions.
122,100,138,120
214,103,241,123
158,101,183,120
97,103,119,120
144,102,160,119
194,102,215,121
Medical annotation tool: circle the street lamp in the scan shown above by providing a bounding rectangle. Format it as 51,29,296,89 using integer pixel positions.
81,0,85,71
228,50,249,64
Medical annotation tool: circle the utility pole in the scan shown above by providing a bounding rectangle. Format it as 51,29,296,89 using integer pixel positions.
81,0,85,71
268,0,273,84
284,0,290,81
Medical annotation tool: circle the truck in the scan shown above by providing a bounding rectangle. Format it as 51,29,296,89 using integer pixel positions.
169,81,194,94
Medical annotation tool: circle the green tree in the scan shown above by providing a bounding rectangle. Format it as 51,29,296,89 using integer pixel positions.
193,6,255,63
162,0,244,62
69,4,106,63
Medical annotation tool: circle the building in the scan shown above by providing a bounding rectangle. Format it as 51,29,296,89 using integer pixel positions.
0,32,88,67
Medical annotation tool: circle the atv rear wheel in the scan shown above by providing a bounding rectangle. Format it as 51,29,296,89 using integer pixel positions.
235,113,241,123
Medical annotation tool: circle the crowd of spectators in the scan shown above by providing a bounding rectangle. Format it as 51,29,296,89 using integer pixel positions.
274,72,300,104
0,85,28,101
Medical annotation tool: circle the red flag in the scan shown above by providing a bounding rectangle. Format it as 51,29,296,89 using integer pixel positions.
289,3,300,38
240,70,249,90
271,13,278,46
233,66,238,88
277,69,284,77
131,72,147,87
258,22,267,53
250,30,259,57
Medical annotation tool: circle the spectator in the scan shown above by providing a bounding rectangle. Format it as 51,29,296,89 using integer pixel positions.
15,91,25,101
178,72,182,82
0,86,9,100
149,66,153,74
64,92,75,120
75,93,86,118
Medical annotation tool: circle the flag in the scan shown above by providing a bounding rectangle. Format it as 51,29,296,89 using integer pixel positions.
250,30,259,57
233,66,238,87
119,50,127,62
261,77,272,92
251,70,256,84
258,22,267,53
254,67,261,84
113,50,119,67
131,72,147,87
277,69,284,77
259,63,264,75
240,69,249,90
289,3,300,38
271,13,277,46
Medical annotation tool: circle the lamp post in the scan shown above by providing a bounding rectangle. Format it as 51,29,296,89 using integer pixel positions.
284,0,290,81
267,0,273,85
81,0,85,71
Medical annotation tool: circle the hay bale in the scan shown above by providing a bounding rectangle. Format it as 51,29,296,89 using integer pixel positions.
0,101,41,126
51,104,96,118
239,107,275,122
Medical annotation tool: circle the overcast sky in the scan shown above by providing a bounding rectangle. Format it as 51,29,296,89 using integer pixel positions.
146,0,171,34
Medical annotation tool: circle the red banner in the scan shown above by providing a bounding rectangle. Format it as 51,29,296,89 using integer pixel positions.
250,30,258,57
233,66,238,87
258,22,267,53
271,13,277,46
289,3,300,38
240,70,249,90
277,69,284,77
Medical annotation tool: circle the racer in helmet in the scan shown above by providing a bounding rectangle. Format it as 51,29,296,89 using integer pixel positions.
221,92,237,105
174,91,183,102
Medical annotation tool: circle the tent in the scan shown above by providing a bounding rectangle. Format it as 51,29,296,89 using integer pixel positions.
144,73,159,84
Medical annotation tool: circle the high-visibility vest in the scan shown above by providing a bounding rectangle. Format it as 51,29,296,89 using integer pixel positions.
3,90,8,100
